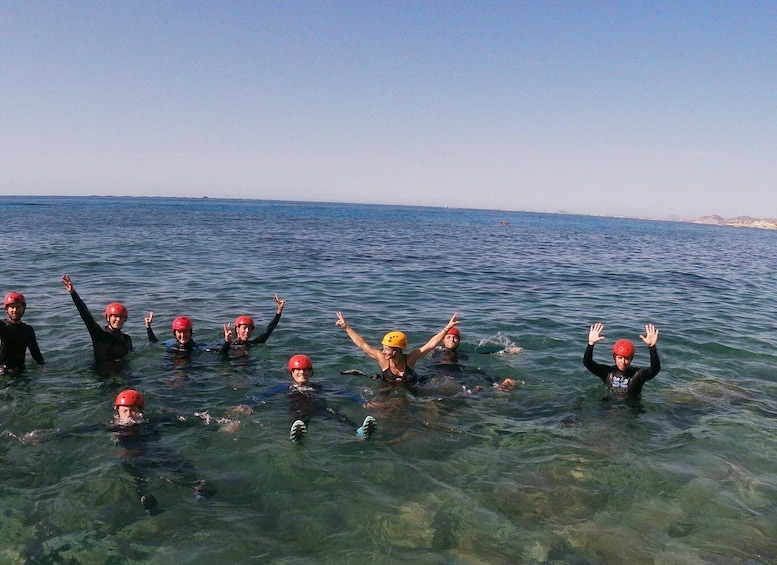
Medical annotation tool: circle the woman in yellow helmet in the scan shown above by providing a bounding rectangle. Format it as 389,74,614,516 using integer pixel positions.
335,311,459,385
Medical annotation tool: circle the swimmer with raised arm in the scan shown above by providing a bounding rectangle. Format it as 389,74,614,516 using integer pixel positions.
583,322,660,399
335,311,459,386
220,295,286,355
145,313,210,355
61,274,133,362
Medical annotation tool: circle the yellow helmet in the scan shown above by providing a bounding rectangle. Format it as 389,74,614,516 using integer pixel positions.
382,331,408,349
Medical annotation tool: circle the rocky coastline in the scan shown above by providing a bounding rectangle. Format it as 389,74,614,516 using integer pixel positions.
692,215,777,230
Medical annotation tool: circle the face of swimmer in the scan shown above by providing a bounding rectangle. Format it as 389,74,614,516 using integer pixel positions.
290,367,312,385
442,333,460,351
235,324,253,341
106,313,127,331
614,354,633,372
174,328,193,345
382,345,403,361
5,302,25,323
115,405,142,425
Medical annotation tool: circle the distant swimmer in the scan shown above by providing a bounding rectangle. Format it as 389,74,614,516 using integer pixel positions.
583,322,661,399
335,311,459,387
219,294,286,355
61,274,133,362
0,291,45,374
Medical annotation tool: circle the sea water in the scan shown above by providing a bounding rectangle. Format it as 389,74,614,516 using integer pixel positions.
1,196,776,564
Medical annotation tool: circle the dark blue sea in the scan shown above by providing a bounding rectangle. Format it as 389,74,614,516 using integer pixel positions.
1,196,776,564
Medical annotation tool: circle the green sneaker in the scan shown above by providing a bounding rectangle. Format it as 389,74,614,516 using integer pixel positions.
356,416,376,439
290,419,307,442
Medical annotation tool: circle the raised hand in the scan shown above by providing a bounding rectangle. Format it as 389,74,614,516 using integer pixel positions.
588,322,605,345
640,323,659,347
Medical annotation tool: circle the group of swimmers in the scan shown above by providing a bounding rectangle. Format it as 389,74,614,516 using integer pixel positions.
2,275,663,401
3,278,662,514
2,276,663,409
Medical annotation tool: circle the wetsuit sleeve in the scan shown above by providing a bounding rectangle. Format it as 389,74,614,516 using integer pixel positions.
28,327,45,365
249,312,281,345
69,289,103,339
331,387,365,405
245,384,289,405
649,345,660,376
218,340,231,356
635,346,661,383
583,344,610,383
147,327,158,343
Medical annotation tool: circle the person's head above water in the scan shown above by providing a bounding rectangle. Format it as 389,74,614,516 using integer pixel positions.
442,326,460,351
4,292,27,323
234,315,254,341
114,388,144,423
612,339,635,371
105,302,128,331
171,316,193,344
287,354,313,384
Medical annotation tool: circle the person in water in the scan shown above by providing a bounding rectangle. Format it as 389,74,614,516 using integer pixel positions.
241,354,376,442
19,389,216,515
145,313,209,354
335,311,459,386
583,322,660,399
430,326,523,364
220,294,286,355
430,327,468,364
61,274,133,362
0,291,45,374
427,326,516,393
111,389,214,514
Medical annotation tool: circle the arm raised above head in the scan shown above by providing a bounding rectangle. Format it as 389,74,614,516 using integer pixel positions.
407,312,459,365
336,312,382,362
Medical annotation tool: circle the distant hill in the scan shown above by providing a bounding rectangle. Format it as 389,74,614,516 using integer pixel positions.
693,215,777,230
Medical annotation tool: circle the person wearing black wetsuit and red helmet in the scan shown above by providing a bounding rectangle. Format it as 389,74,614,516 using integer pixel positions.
0,291,45,373
61,274,133,363
583,322,661,399
219,294,286,355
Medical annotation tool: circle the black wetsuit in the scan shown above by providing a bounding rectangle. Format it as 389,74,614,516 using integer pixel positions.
219,312,281,355
42,413,212,514
147,327,209,354
247,382,360,429
0,319,44,373
111,419,211,513
428,347,468,365
583,344,661,399
68,289,132,361
380,363,422,386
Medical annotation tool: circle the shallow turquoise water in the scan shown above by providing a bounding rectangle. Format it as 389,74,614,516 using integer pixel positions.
1,196,776,563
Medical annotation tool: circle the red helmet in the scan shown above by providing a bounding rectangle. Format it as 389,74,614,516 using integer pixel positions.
4,292,26,307
612,339,635,359
288,354,313,372
171,316,193,331
105,302,128,318
234,315,254,329
446,327,460,337
115,389,144,409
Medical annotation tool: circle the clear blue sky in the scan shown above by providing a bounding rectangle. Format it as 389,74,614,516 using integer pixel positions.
2,1,775,219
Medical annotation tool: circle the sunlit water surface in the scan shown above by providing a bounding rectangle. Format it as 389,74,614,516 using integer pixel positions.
1,196,776,564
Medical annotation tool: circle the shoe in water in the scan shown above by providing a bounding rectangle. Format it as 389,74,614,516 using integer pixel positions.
356,416,376,439
141,494,160,515
290,419,307,442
